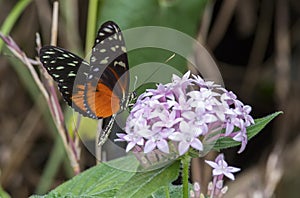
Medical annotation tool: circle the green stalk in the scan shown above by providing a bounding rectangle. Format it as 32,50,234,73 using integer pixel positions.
85,0,99,55
165,186,170,198
0,0,32,51
182,154,191,198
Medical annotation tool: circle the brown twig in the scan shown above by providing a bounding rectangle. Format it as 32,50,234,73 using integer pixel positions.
0,33,49,101
190,2,221,192
241,0,274,98
1,101,43,187
206,0,239,51
0,0,82,175
0,32,81,174
50,1,59,46
198,1,214,44
273,0,291,153
275,0,291,105
38,0,81,174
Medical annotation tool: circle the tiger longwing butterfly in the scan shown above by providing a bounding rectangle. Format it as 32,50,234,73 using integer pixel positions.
39,21,131,145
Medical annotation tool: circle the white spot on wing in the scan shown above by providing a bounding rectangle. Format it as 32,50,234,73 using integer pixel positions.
91,56,97,62
111,47,116,52
100,57,109,64
121,46,127,52
114,61,126,68
93,67,99,72
55,48,64,53
45,51,55,54
67,62,76,66
68,73,76,77
56,66,64,70
103,27,113,33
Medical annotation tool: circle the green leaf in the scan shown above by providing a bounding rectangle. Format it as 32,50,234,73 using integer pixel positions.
116,160,180,198
31,155,140,198
0,185,10,198
0,0,32,51
214,111,283,151
152,183,194,198
152,184,183,198
99,0,207,37
98,0,208,76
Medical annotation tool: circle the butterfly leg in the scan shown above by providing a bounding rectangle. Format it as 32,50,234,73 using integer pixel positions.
97,114,117,146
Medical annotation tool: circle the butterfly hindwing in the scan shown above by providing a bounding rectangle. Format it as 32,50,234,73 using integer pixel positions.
39,46,91,117
84,21,129,119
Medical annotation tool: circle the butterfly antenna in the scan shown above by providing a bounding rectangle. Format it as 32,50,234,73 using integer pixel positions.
133,75,138,90
138,53,176,86
164,53,175,63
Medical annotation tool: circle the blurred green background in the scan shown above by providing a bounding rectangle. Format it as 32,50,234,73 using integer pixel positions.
0,0,299,197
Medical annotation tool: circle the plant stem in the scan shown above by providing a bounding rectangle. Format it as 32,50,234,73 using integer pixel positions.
85,0,98,55
165,186,170,198
182,154,191,198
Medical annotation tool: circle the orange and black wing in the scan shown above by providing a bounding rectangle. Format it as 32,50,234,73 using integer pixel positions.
39,46,91,118
84,21,129,119
39,21,129,120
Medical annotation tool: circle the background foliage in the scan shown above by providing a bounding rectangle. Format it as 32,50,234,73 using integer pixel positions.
0,0,299,197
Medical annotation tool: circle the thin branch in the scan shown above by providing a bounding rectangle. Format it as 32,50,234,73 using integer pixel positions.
0,33,49,101
0,32,81,174
275,0,291,104
206,0,239,51
241,0,274,98
50,1,59,46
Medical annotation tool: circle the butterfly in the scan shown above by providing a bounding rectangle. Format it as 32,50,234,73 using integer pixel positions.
39,21,133,145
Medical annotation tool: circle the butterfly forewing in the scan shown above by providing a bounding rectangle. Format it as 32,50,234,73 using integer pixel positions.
39,21,130,121
39,21,131,145
84,21,129,119
39,46,91,117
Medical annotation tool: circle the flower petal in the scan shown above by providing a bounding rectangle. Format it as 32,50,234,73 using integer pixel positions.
191,138,203,151
178,141,190,155
157,139,169,153
144,140,156,153
126,142,136,152
168,132,183,141
223,172,235,180
205,160,218,169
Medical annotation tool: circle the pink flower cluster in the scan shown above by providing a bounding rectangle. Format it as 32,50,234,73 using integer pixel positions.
116,71,254,155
